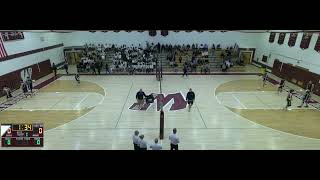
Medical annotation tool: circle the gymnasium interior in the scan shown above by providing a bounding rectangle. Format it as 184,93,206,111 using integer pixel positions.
0,30,319,150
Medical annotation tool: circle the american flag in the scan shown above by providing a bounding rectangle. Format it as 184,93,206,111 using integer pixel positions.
0,34,8,58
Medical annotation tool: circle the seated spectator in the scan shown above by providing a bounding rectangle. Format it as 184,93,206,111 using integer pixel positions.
3,85,13,99
150,138,162,150
204,44,208,50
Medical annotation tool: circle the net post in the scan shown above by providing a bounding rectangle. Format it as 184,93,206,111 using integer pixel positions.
159,110,164,140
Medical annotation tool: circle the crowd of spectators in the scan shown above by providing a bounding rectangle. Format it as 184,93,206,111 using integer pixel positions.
74,42,240,74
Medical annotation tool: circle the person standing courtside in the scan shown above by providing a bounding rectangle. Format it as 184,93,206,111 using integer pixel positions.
75,74,80,84
64,61,69,75
21,80,30,98
26,76,33,94
182,64,188,77
150,138,162,150
169,128,180,150
136,89,146,109
186,88,195,112
306,81,314,93
298,89,311,108
262,73,268,88
52,63,57,77
132,130,140,150
139,134,147,150
278,79,285,94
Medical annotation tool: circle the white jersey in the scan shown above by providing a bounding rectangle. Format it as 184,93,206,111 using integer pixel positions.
169,134,180,145
132,135,139,145
139,139,147,149
150,143,162,150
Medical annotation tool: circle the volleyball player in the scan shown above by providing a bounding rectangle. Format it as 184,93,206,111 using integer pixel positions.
75,73,80,84
284,89,294,110
182,64,188,77
262,73,268,88
186,88,195,112
278,79,285,94
298,89,311,108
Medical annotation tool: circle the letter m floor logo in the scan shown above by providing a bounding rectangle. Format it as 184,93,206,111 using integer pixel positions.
129,92,187,111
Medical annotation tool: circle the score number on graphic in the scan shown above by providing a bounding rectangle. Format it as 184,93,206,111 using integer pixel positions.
1,123,44,147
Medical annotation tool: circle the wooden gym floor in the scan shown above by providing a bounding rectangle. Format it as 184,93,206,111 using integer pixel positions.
1,72,320,150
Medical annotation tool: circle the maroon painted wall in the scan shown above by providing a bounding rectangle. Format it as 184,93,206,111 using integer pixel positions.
0,59,52,97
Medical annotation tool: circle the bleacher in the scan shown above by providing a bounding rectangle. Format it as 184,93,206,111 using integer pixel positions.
75,43,244,74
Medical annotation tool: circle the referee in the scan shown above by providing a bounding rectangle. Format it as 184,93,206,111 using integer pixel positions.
136,89,146,109
139,134,147,151
150,138,162,150
132,130,140,150
186,88,195,112
169,128,180,150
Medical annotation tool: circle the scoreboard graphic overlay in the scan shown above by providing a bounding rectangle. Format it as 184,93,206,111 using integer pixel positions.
1,123,44,147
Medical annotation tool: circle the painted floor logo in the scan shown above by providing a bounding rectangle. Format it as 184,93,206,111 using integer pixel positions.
129,92,187,111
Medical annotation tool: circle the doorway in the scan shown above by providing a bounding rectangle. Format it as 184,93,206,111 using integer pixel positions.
65,51,83,65
239,51,253,64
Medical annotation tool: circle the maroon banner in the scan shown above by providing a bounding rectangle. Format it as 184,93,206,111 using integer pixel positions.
300,32,313,49
161,30,168,36
288,32,298,47
269,32,276,43
1,31,24,41
149,30,157,37
314,33,320,52
0,60,52,97
278,33,286,45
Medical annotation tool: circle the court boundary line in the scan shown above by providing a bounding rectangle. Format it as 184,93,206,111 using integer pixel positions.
115,81,134,128
214,77,320,141
44,79,106,133
217,91,317,110
182,78,208,129
73,94,90,110
231,94,247,109
6,93,104,111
